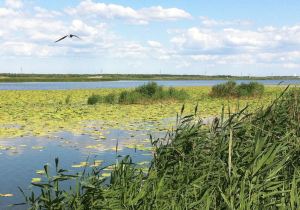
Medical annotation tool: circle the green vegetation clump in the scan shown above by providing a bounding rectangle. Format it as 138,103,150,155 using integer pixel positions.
87,82,189,104
20,89,300,209
211,80,264,97
87,94,100,105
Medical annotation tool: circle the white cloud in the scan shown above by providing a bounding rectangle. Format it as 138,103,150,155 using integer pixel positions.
5,0,23,9
171,25,300,53
139,6,192,21
169,25,300,69
200,16,252,27
0,41,63,57
34,6,62,18
282,63,300,69
66,0,191,24
171,27,223,52
0,0,300,75
147,40,162,48
0,7,18,17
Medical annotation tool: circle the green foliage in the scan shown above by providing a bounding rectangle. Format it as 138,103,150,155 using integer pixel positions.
65,95,71,105
20,88,300,209
87,94,100,105
87,82,189,105
119,90,142,104
211,80,264,98
103,93,118,104
135,82,162,97
237,82,264,97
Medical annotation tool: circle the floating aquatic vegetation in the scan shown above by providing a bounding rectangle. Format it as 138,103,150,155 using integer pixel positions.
31,146,45,150
0,145,16,150
71,162,88,168
85,144,101,149
137,161,150,165
36,170,45,175
31,178,41,183
19,144,27,147
90,160,103,167
101,173,111,177
103,165,115,171
0,194,13,197
0,87,284,138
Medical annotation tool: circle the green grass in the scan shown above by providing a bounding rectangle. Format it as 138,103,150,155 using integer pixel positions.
211,80,264,98
19,87,300,209
87,82,189,105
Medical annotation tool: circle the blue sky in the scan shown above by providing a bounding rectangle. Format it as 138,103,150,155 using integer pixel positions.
0,0,300,75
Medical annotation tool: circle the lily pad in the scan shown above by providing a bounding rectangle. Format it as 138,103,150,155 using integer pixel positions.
0,193,14,197
31,178,41,183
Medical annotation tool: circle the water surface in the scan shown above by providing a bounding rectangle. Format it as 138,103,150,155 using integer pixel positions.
0,129,159,209
0,80,299,90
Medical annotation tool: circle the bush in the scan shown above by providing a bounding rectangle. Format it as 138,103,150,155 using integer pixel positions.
87,94,100,105
119,91,142,104
65,95,71,105
210,80,264,98
135,82,162,97
87,82,189,105
104,93,118,104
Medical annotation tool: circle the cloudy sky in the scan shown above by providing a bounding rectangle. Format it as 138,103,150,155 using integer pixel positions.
0,0,300,75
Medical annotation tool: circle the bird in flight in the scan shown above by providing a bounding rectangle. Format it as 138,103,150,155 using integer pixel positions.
54,34,81,43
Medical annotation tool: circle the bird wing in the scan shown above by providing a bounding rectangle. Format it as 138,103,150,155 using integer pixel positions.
54,35,68,43
71,34,81,39
277,81,284,85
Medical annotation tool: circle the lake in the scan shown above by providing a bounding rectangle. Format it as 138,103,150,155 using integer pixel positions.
0,79,300,90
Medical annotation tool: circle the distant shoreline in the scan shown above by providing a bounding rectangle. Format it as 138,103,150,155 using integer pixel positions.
0,74,299,83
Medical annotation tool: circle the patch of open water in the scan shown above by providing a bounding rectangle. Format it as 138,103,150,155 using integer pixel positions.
0,129,163,209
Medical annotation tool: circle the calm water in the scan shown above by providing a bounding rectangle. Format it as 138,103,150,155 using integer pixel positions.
0,80,299,90
0,129,158,209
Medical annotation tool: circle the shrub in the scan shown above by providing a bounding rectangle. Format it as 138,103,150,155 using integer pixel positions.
210,80,264,98
87,82,189,105
87,94,100,105
168,88,189,100
104,93,118,104
119,91,142,104
135,82,161,97
65,95,71,105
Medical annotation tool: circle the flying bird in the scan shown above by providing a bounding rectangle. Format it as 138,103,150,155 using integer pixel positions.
277,81,284,85
54,34,81,43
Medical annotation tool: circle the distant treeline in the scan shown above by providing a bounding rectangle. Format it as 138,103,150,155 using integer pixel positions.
0,73,299,82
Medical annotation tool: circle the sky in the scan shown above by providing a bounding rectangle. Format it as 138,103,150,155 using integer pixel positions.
0,0,300,75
